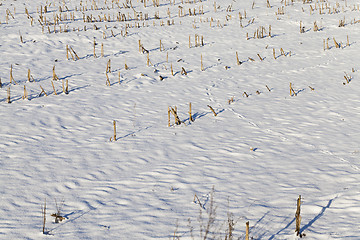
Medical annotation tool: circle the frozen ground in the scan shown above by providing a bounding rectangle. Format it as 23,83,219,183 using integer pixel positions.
0,0,360,239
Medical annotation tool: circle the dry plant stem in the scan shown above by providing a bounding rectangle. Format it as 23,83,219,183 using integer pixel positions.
66,45,69,60
62,80,65,94
118,71,121,84
202,186,216,240
193,194,203,208
65,80,69,94
246,221,249,240
10,65,17,85
181,67,187,75
0,78,2,88
290,83,297,96
236,52,241,65
295,195,302,236
28,69,31,82
53,66,59,81
23,85,28,99
106,59,111,73
201,54,204,71
67,45,75,60
51,81,57,95
125,59,129,70
170,107,182,125
101,43,104,57
207,105,217,116
7,87,11,103
39,85,48,96
147,52,150,66
42,199,46,234
19,31,23,43
93,38,96,58
168,107,171,127
189,102,194,122
273,48,276,59
113,120,117,141
106,73,111,86
266,85,271,92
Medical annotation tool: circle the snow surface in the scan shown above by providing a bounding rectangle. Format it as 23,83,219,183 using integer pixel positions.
1,0,360,239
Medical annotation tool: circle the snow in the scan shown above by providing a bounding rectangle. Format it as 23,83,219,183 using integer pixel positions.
0,0,360,239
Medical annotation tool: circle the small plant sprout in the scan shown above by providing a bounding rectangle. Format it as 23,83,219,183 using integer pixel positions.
207,105,217,116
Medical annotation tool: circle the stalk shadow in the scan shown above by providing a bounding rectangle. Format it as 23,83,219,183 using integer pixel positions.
300,197,336,235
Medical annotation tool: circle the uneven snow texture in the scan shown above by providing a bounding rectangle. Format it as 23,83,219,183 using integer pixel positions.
0,0,360,239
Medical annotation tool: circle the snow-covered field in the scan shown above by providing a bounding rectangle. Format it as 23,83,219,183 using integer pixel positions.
1,0,360,239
